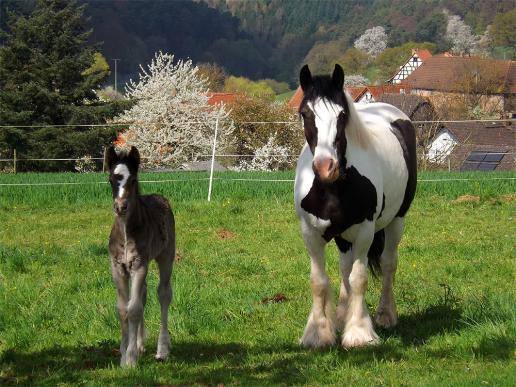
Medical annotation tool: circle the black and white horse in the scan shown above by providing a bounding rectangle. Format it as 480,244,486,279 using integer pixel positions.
294,64,417,348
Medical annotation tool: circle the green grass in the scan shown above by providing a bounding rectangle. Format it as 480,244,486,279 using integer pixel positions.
0,171,515,385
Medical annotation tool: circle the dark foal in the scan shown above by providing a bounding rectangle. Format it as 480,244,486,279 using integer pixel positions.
106,146,175,367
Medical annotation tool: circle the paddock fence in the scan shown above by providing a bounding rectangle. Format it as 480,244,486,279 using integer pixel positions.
0,119,514,201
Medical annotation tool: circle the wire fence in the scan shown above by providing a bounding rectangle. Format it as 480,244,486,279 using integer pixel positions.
1,119,514,201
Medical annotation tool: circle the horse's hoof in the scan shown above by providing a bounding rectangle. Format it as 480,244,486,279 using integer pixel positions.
375,308,398,329
342,324,380,348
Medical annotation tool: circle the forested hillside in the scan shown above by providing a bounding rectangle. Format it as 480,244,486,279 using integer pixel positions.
1,0,514,86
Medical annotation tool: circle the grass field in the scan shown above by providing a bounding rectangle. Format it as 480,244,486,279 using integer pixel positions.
0,170,515,385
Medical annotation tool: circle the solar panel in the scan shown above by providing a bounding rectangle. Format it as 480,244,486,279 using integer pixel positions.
484,152,505,162
478,163,497,171
466,152,486,162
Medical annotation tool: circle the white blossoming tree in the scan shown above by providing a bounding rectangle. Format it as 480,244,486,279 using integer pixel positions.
354,26,388,58
446,14,476,56
235,133,292,171
344,74,369,86
113,51,233,167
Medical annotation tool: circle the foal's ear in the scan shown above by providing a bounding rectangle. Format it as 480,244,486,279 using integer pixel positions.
332,64,345,90
128,146,140,171
106,146,118,171
300,64,313,91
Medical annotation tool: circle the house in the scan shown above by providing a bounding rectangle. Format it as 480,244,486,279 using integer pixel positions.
377,93,436,122
388,48,432,84
207,92,241,106
349,84,409,104
288,84,409,110
403,55,516,114
426,121,515,170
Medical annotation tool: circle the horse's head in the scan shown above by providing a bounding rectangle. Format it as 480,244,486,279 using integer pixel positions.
299,64,349,184
106,146,140,218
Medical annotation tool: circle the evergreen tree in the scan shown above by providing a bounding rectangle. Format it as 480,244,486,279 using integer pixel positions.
0,0,128,171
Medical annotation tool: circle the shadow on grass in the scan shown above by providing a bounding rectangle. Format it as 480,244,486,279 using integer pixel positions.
1,303,512,385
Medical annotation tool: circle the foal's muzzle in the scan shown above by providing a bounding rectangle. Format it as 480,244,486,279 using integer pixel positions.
313,156,339,184
114,198,128,216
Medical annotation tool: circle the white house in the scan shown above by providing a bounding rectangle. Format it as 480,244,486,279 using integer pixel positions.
388,48,432,84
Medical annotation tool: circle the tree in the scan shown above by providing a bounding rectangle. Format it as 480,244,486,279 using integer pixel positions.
490,10,516,47
225,95,302,170
338,47,370,75
344,75,368,87
223,76,275,99
445,13,476,56
197,62,226,92
0,0,127,171
354,26,387,58
114,52,234,168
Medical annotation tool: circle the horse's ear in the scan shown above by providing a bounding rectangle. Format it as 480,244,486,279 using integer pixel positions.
332,64,344,90
106,146,118,171
300,64,312,91
128,146,140,171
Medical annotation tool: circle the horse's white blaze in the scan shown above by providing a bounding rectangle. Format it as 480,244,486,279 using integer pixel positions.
308,99,343,160
114,163,130,198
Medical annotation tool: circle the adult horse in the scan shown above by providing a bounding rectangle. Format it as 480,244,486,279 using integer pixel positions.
294,64,417,348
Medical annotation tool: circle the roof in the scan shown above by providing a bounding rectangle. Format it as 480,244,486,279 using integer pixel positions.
288,87,304,110
414,48,432,61
287,84,410,110
403,56,516,94
377,93,435,120
207,92,241,106
434,121,515,170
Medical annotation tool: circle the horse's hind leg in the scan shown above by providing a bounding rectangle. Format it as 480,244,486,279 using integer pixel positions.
375,217,404,329
300,222,335,349
155,251,173,360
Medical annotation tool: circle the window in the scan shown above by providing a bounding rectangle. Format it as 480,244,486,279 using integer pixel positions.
461,151,506,171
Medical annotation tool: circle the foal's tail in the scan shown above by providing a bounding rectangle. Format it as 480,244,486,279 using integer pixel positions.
367,229,384,277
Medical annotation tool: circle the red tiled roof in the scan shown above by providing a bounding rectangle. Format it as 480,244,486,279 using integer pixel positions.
346,86,367,101
404,56,516,94
207,92,241,106
288,87,304,110
414,49,432,61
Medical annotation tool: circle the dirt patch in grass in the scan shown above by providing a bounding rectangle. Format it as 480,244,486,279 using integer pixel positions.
215,228,236,240
452,195,480,204
261,293,288,304
500,193,515,202
175,250,183,263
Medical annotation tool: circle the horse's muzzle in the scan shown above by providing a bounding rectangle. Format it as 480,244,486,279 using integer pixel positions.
114,198,128,216
313,157,339,184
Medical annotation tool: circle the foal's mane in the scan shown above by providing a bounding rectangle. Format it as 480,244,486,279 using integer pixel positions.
301,75,372,149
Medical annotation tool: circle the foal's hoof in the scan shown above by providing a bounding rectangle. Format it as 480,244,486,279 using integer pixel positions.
155,350,169,361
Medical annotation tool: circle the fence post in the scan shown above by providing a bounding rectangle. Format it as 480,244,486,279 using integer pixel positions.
207,116,219,202
13,149,17,174
448,157,451,172
102,147,107,173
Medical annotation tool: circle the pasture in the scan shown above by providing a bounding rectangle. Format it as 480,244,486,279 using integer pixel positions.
0,170,515,385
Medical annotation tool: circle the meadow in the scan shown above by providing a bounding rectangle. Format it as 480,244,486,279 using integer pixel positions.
0,170,515,385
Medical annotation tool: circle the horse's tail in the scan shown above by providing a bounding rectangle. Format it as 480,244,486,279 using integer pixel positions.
367,229,384,277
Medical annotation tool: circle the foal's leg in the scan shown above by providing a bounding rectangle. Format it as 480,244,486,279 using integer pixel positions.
155,251,173,360
300,222,335,348
111,261,129,365
375,217,404,329
137,280,147,354
341,223,379,348
125,262,148,367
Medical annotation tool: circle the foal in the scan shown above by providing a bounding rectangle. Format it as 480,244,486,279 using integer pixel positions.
106,146,175,367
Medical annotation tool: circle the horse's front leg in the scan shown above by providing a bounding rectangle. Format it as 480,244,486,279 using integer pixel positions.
341,223,379,348
124,261,148,367
300,223,335,349
111,260,129,366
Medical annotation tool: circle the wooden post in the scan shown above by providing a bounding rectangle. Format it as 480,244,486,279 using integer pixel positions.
102,147,107,173
13,149,17,174
448,157,451,172
207,117,219,202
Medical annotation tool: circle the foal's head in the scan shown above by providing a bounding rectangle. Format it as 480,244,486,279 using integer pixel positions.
106,146,140,218
299,64,350,184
